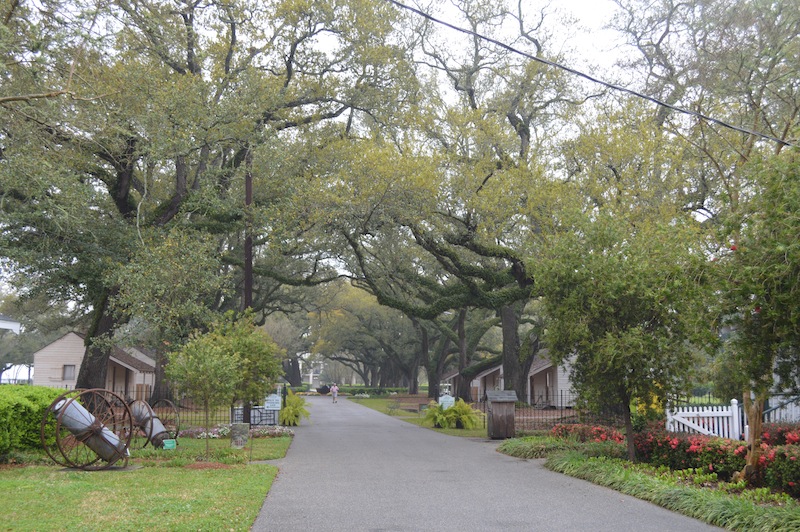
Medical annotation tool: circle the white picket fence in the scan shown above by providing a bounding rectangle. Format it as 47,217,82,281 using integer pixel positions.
666,399,743,440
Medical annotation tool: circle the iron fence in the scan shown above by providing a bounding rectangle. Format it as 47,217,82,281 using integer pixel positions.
471,391,625,432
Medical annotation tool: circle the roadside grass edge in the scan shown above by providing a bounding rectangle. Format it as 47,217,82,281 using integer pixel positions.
544,451,800,532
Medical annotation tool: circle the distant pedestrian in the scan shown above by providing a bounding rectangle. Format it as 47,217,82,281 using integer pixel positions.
331,383,339,403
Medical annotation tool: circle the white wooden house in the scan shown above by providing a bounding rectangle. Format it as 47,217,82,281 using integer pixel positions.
0,314,21,335
527,353,575,407
33,331,156,401
445,352,575,406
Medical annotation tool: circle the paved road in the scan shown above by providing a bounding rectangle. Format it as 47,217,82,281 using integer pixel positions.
252,396,721,532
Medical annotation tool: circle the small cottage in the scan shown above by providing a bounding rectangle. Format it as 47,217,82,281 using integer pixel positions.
33,331,156,401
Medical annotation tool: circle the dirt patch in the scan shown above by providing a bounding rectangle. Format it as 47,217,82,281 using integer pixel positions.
184,462,232,470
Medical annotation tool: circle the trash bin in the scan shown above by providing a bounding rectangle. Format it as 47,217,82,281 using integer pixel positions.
486,390,518,439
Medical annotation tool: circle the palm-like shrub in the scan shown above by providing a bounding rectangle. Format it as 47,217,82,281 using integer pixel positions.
423,399,483,429
279,390,310,426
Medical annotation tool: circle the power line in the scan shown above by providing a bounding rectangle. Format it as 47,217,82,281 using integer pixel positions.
386,0,797,149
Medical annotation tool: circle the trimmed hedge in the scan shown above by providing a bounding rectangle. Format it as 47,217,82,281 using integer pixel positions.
0,385,64,459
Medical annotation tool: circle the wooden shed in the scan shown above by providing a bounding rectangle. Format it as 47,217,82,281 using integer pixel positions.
486,390,518,439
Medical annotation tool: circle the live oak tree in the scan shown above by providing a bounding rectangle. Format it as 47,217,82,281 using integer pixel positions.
308,281,421,389
106,228,229,401
1,0,414,391
277,0,583,398
262,311,314,388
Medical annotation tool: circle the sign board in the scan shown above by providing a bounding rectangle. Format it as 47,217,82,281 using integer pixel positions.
161,439,176,450
264,394,282,410
230,423,249,449
438,393,455,410
486,390,518,403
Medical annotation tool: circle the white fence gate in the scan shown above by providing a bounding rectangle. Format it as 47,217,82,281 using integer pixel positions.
666,399,742,440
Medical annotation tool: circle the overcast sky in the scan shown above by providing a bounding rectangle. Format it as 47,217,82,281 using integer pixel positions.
558,0,624,71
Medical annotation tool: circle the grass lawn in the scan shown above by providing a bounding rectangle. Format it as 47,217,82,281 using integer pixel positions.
1,436,291,531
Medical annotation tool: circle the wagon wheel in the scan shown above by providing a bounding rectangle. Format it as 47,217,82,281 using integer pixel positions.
151,399,180,446
128,399,179,449
128,399,154,450
41,389,85,468
41,389,133,470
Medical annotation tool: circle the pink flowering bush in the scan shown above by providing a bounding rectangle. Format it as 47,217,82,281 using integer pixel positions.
764,445,800,497
762,423,800,446
633,431,747,479
633,431,693,470
551,424,625,444
553,421,800,497
685,435,748,480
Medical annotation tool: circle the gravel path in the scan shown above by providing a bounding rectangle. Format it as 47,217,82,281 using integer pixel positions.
252,395,721,531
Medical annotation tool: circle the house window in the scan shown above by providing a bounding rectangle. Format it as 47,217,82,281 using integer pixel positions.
62,365,76,381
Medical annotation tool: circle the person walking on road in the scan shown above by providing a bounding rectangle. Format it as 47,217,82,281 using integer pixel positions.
331,383,339,403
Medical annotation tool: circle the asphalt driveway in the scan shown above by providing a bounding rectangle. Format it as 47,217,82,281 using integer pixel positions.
252,395,721,531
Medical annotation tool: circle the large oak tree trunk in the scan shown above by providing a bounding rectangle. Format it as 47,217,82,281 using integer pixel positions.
283,358,302,387
76,289,119,390
149,348,172,403
500,304,532,397
455,309,472,402
408,356,420,395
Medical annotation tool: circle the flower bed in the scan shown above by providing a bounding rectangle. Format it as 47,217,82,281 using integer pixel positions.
632,430,747,480
179,424,294,439
550,422,800,497
551,423,625,444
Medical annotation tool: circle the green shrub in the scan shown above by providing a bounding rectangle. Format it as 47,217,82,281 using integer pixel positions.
551,423,625,444
633,430,747,480
684,435,748,481
423,399,483,429
0,386,64,459
499,436,626,460
763,423,800,446
764,445,800,497
423,401,449,428
279,390,310,427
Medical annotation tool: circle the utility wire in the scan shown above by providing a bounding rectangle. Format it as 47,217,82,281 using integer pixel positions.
386,0,797,149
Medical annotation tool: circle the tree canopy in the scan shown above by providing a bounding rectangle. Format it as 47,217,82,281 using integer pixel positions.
2,1,799,475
